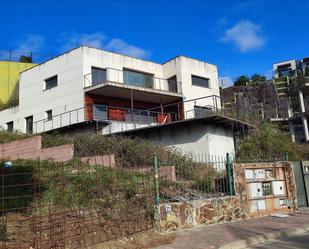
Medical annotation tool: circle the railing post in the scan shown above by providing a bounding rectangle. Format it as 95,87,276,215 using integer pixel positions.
226,153,233,196
284,152,289,162
154,153,160,206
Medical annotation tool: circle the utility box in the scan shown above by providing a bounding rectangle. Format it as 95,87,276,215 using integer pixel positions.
272,181,285,196
249,182,263,198
254,169,266,179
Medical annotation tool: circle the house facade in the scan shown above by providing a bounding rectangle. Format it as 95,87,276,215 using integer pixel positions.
0,46,220,134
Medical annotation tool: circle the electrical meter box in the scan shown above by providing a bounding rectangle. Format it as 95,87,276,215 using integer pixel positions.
254,169,266,179
272,181,285,196
245,169,254,180
249,182,263,198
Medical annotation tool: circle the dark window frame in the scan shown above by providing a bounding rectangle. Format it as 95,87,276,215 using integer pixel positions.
6,121,13,132
191,75,210,88
45,75,58,90
123,68,154,89
46,110,52,121
25,115,33,134
91,66,107,85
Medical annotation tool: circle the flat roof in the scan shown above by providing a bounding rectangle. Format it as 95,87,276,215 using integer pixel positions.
111,114,256,135
20,45,217,75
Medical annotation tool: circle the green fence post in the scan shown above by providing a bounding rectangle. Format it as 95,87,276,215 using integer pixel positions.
226,153,233,196
154,153,160,206
284,152,289,162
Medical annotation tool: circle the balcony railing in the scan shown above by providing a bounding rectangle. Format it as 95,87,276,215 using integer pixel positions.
84,67,183,94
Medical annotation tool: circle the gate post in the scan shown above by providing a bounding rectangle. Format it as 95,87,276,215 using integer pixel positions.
226,153,233,196
154,154,160,205
284,152,289,162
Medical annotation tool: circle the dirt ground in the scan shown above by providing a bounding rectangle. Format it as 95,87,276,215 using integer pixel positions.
88,229,175,249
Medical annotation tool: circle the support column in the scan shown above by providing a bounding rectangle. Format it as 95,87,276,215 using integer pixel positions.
298,88,309,141
288,121,296,142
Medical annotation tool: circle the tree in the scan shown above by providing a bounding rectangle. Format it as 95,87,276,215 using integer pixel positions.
19,55,32,63
234,75,249,86
251,74,266,82
236,122,301,161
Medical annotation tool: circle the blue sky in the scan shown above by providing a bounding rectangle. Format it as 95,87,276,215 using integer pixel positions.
0,0,308,87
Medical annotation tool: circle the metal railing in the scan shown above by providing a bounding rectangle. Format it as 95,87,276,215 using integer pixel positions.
83,67,183,94
30,95,223,134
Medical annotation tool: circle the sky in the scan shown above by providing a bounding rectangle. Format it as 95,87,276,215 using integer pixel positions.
0,0,308,87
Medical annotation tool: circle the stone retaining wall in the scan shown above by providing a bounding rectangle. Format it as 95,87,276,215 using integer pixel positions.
157,196,247,232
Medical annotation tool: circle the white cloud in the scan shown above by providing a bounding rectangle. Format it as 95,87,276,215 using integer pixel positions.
60,32,150,59
220,20,265,53
59,31,106,51
105,38,150,59
14,34,45,54
219,76,234,88
0,34,45,61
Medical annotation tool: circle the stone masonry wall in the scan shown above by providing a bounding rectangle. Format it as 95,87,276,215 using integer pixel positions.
157,196,247,232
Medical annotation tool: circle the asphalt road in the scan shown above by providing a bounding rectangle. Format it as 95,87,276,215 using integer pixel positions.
248,232,309,249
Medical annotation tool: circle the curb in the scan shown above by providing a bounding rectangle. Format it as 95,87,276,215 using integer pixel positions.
219,225,309,249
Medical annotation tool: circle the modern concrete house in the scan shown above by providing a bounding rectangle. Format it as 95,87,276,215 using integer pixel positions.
272,57,309,143
0,45,221,134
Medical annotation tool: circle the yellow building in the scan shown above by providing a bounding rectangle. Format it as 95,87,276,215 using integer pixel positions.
0,61,36,104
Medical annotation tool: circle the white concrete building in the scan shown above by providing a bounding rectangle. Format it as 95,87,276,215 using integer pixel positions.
0,45,221,134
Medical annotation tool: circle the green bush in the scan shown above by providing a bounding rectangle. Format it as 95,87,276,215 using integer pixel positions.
236,122,302,162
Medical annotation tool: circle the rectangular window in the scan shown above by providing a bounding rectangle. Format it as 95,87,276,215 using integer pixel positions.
91,67,107,85
167,75,178,93
25,116,33,134
46,110,52,121
123,69,153,88
7,121,13,132
192,75,209,88
45,75,58,90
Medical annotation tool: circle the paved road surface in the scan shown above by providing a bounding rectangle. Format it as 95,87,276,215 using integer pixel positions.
248,232,309,249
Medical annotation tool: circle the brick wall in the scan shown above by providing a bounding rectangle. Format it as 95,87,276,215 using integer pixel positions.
0,136,74,162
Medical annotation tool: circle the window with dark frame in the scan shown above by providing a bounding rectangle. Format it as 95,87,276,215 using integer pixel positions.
91,67,107,85
123,69,153,88
7,121,13,132
46,110,52,121
25,116,33,134
191,75,209,88
167,75,178,93
45,75,58,90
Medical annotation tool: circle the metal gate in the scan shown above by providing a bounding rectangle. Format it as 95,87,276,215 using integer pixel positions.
292,161,309,207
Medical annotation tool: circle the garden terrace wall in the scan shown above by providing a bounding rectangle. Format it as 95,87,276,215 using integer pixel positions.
157,196,247,232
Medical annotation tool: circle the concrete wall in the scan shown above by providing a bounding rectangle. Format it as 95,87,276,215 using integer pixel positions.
0,46,220,134
0,48,85,133
130,121,235,158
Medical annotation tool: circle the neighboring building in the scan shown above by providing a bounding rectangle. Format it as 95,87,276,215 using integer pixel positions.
0,46,221,134
0,61,36,104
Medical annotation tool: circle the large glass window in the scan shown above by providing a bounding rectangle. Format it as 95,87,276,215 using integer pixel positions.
45,75,58,90
123,69,153,88
91,67,107,85
192,75,209,88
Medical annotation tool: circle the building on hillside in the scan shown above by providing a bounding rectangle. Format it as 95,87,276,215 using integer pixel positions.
272,58,309,143
221,57,309,143
0,45,222,134
0,61,36,105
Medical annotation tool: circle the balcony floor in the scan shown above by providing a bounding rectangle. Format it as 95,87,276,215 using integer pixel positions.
84,82,183,104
